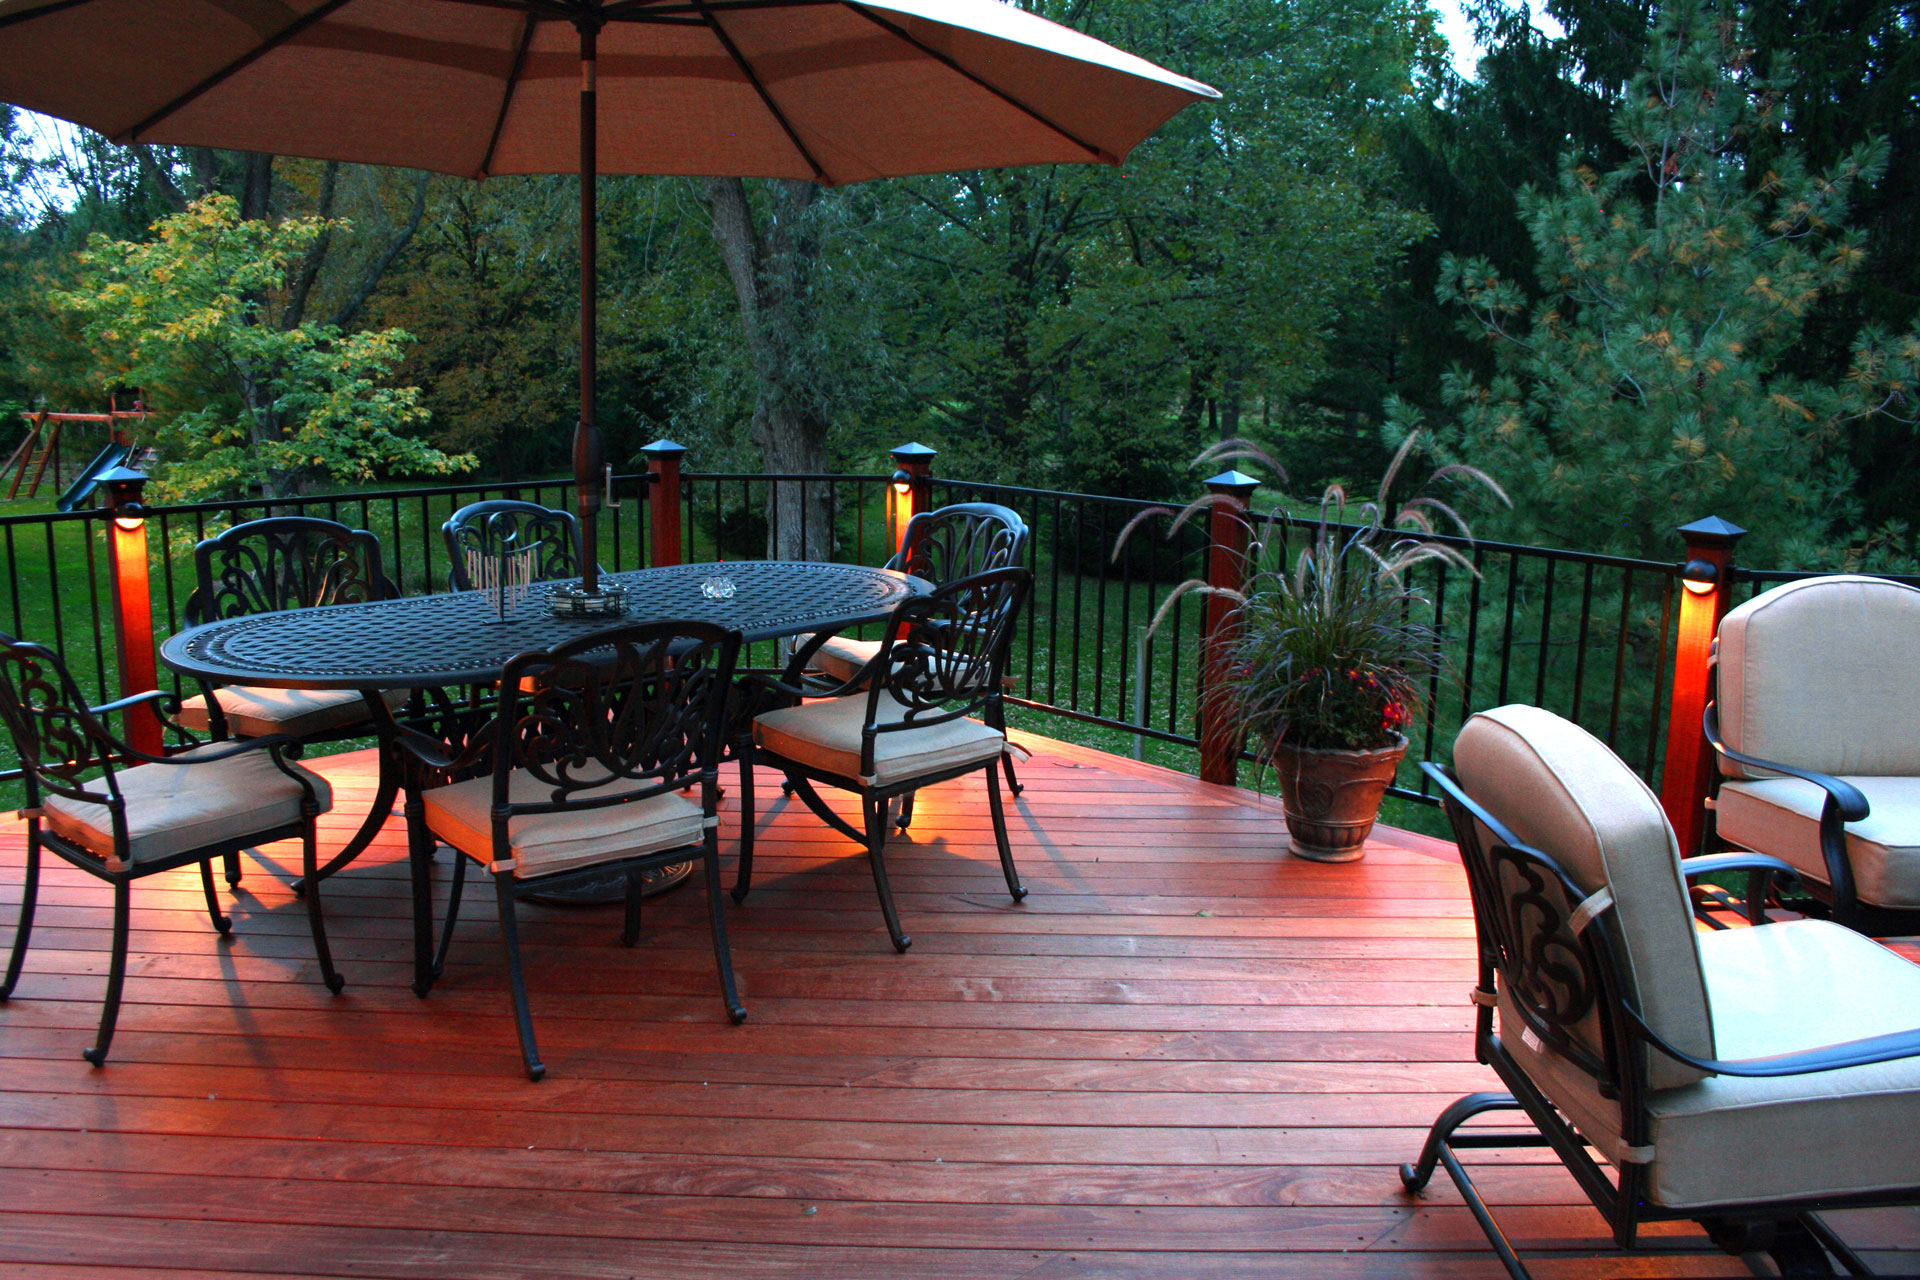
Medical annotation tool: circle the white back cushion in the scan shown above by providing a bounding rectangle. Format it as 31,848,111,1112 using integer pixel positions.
1455,705,1714,1090
1717,575,1920,778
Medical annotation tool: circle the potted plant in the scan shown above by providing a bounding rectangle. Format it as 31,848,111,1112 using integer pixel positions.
1128,431,1501,861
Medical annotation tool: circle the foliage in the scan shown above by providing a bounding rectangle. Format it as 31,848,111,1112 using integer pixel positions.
51,194,472,499
1125,432,1503,751
1403,0,1920,567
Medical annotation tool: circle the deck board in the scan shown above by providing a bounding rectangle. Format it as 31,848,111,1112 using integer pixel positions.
0,730,1913,1279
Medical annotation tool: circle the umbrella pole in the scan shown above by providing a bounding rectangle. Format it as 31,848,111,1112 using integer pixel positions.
572,18,605,596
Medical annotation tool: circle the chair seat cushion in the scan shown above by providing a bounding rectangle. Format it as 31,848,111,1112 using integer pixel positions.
808,635,882,684
754,692,1005,787
423,771,705,880
1644,919,1920,1209
178,684,410,740
1716,775,1920,910
42,742,332,865
1501,919,1920,1210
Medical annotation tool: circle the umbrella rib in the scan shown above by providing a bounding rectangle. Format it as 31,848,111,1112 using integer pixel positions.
694,0,829,184
0,0,103,34
841,1,1118,165
116,0,359,144
478,13,541,177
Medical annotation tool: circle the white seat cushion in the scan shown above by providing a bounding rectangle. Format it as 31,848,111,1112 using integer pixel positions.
1644,920,1920,1209
42,742,332,865
808,635,882,684
1501,919,1920,1210
755,692,1004,787
423,770,705,880
178,685,409,739
1716,775,1920,910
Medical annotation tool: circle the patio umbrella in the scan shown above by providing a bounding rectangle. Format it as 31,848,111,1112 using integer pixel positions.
0,0,1218,597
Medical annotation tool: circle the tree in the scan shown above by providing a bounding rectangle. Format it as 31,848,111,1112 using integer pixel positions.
55,194,472,499
1404,0,1920,567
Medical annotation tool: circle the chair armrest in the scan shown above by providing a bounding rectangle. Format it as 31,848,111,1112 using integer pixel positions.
1704,704,1868,822
89,689,175,717
1635,1009,1920,1078
135,732,302,765
391,720,491,775
1679,852,1800,882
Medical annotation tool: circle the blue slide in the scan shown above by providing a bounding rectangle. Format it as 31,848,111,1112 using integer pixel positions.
55,441,132,512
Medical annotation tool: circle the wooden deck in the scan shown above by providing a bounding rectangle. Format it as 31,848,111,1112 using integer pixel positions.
0,732,1914,1279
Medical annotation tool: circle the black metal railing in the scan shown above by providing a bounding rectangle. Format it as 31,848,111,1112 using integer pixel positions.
0,464,1790,811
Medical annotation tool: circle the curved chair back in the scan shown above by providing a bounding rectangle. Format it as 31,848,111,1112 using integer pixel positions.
1451,705,1713,1094
493,621,741,809
889,503,1028,586
0,633,123,812
870,567,1029,735
186,517,394,625
443,500,584,592
1716,574,1920,779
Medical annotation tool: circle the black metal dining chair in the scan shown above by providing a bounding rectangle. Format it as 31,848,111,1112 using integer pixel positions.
441,499,586,590
0,633,341,1066
393,620,747,1080
743,567,1031,952
182,516,409,891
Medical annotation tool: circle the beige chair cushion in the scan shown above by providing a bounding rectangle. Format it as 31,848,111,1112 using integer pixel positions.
1503,920,1920,1209
755,692,1005,787
42,742,332,865
178,684,410,739
423,770,705,880
1456,705,1713,1090
1646,920,1920,1209
809,635,882,685
1716,575,1920,778
1717,775,1920,910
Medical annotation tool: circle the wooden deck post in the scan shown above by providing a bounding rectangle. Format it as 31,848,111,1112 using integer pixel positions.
1658,515,1745,856
889,442,936,557
99,466,163,757
643,439,685,568
1199,469,1260,786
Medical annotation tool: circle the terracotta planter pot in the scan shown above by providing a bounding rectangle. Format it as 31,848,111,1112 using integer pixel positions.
1268,735,1408,863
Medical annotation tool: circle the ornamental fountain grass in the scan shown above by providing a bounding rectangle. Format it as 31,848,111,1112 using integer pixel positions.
1123,432,1504,861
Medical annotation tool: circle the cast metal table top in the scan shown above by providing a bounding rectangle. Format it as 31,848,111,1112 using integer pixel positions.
161,560,927,690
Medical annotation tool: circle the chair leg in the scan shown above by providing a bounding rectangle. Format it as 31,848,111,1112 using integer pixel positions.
702,837,748,1024
622,866,643,947
301,830,345,995
198,859,232,934
294,752,400,896
1401,1093,1534,1280
433,851,469,979
3,838,40,999
985,762,1026,902
863,796,911,953
222,850,242,888
895,790,916,832
1001,750,1023,797
731,745,756,903
82,878,132,1067
493,873,544,1082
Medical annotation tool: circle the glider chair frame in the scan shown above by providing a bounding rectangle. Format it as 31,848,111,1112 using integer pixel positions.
1407,705,1920,1278
744,567,1031,953
0,634,339,1067
394,620,747,1081
183,516,408,893
800,501,1030,811
1704,574,1920,936
441,499,586,590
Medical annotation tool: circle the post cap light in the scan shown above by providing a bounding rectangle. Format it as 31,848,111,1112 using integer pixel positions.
640,438,687,459
889,442,937,465
1681,558,1719,594
97,465,149,529
1203,469,1261,497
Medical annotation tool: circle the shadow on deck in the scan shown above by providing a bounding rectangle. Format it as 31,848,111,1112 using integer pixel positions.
0,730,1913,1278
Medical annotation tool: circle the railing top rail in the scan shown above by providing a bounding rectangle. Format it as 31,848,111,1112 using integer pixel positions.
1741,566,1920,588
684,472,893,484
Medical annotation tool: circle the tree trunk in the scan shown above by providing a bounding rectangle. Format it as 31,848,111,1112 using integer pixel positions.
700,176,834,561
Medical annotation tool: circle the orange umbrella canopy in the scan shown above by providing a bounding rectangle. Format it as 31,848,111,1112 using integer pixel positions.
0,0,1216,186
0,0,1216,594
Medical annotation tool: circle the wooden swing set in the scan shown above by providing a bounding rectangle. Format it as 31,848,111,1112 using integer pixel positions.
3,391,149,504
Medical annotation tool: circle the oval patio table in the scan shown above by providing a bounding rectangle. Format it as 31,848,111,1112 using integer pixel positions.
161,560,928,992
